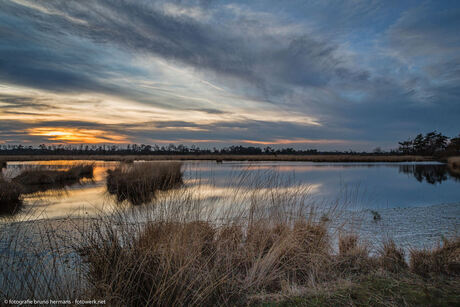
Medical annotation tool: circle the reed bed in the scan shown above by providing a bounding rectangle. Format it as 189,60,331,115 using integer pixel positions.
106,162,182,205
0,176,22,215
0,164,94,213
13,164,94,186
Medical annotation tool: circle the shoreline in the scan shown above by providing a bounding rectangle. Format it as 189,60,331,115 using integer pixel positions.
0,154,435,163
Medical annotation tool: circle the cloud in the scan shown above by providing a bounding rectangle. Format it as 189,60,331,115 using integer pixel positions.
0,0,459,149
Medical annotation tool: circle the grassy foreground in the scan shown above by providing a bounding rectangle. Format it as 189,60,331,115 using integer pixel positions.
265,273,459,306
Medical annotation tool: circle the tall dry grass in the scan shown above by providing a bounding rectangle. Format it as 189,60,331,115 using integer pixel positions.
410,237,460,277
13,164,94,186
448,156,460,178
0,176,22,215
106,162,182,205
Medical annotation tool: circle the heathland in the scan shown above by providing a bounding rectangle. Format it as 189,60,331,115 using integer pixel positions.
0,161,459,306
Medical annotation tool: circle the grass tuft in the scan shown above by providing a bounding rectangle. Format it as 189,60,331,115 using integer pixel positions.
379,239,407,273
336,234,375,275
410,237,460,277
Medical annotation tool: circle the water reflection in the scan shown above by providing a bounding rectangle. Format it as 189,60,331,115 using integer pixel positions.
0,160,459,221
399,164,460,184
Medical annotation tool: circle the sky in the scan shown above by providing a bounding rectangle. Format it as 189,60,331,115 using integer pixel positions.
0,0,459,150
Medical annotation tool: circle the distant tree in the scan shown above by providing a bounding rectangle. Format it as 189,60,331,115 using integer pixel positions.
398,131,450,155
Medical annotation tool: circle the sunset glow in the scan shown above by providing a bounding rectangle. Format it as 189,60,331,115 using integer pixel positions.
27,128,128,144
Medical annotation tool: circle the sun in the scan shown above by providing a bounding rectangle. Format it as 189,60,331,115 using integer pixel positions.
26,127,128,144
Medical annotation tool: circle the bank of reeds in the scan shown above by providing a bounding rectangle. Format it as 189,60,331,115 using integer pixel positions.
410,237,460,277
0,176,22,215
106,162,182,204
12,164,94,194
448,156,460,178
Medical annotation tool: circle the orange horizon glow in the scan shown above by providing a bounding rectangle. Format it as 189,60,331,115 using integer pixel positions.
26,127,128,144
20,130,352,146
240,138,352,145
148,138,353,145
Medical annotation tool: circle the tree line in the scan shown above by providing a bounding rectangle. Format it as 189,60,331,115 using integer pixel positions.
0,131,458,156
0,144,322,155
398,131,460,156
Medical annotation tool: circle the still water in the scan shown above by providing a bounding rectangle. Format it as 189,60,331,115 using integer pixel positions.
1,160,459,248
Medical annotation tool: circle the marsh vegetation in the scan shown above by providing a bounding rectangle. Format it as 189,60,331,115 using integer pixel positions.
0,163,94,215
106,162,183,204
0,160,459,305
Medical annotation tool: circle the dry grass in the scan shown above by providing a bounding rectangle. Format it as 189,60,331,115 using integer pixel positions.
106,162,182,205
335,234,375,275
410,237,460,277
13,164,94,186
448,156,460,168
0,154,433,163
79,219,335,305
378,239,408,273
448,156,460,178
0,176,22,215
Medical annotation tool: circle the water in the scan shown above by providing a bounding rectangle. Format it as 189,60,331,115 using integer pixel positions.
1,160,459,249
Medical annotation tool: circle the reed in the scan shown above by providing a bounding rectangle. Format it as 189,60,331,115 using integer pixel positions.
0,176,22,215
12,164,94,194
378,239,408,273
13,164,94,186
106,162,182,205
448,156,460,178
410,237,460,277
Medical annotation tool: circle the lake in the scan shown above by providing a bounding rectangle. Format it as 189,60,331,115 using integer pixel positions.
1,160,459,249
